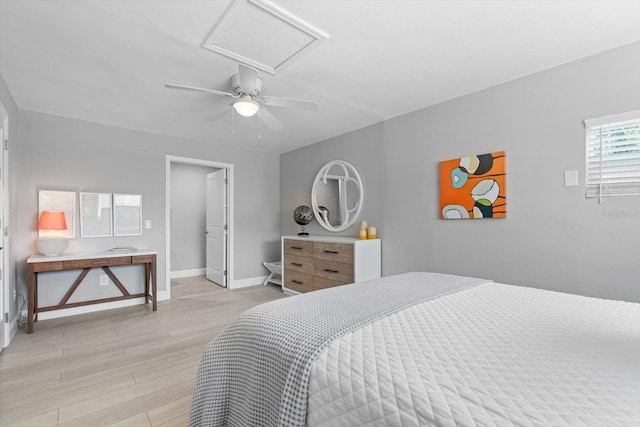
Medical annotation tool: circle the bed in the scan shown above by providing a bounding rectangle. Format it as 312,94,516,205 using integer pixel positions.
188,272,640,426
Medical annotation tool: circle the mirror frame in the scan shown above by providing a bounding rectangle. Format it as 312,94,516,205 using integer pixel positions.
311,160,364,232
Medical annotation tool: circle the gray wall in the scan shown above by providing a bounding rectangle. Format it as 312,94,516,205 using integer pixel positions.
280,122,386,237
170,162,215,272
17,111,281,307
0,73,20,324
281,41,640,303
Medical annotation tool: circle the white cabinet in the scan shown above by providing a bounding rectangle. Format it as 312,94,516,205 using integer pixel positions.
281,235,381,294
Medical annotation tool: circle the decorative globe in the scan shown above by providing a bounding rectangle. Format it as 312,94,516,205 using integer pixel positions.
293,205,313,226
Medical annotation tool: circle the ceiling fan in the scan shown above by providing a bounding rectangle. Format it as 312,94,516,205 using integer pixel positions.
165,64,318,131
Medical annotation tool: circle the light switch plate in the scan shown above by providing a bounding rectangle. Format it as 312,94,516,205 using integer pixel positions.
144,220,152,229
564,170,578,187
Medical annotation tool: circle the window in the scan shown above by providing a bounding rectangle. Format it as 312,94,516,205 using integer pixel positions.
584,110,640,202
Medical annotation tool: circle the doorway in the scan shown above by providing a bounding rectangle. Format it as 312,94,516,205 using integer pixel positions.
166,156,234,298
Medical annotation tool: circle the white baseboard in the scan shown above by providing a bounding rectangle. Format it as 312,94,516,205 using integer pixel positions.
9,315,17,341
170,268,205,279
37,290,169,321
3,316,18,348
230,275,268,289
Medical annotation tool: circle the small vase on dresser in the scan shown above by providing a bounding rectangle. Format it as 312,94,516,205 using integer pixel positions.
281,235,381,294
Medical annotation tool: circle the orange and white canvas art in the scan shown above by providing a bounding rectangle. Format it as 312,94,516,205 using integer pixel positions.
439,151,507,219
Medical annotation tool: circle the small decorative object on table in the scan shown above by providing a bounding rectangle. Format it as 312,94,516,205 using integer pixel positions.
359,220,368,239
367,226,377,239
109,247,137,253
293,205,313,236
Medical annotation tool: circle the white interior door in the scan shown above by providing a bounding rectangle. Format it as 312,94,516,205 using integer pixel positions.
206,169,227,287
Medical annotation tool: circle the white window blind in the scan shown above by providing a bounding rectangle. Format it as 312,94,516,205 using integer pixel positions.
584,110,640,201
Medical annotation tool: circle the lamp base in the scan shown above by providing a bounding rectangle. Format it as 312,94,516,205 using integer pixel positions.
36,237,69,256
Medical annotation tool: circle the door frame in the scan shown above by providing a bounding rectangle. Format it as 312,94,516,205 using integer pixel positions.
165,155,234,298
0,101,8,349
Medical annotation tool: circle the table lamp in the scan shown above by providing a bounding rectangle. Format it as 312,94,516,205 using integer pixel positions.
36,211,69,256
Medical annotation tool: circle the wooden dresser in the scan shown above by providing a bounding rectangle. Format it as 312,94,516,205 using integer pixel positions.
281,235,381,294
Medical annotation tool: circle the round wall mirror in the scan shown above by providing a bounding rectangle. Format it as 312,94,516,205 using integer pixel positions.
311,160,363,232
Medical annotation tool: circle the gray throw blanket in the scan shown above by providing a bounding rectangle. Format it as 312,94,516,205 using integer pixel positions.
188,272,489,427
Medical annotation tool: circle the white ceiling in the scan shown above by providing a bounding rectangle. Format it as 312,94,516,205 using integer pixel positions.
2,0,640,153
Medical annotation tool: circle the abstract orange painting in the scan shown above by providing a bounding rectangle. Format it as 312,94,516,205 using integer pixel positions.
439,151,507,219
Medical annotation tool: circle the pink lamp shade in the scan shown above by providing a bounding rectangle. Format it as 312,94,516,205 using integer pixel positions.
36,211,69,256
38,211,67,231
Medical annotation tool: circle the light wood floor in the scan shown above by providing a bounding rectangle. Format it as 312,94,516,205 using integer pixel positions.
0,277,286,427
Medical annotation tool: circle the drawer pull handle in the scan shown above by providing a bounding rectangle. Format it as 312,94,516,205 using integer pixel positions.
291,246,303,250
291,262,303,267
292,280,303,284
324,269,339,274
323,250,339,254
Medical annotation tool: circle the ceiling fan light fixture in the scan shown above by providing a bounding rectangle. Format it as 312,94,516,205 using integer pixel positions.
233,99,260,117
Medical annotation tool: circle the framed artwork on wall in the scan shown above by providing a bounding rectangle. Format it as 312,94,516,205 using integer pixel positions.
80,192,113,237
113,194,142,236
439,151,507,219
38,190,76,238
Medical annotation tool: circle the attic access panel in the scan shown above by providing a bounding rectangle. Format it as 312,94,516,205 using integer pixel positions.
202,0,329,75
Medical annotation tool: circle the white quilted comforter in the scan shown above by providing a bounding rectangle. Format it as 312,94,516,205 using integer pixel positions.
307,282,640,426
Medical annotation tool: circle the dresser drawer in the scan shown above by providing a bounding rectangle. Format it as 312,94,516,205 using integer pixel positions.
313,259,354,284
314,242,354,263
313,276,348,290
282,235,380,294
284,271,314,293
32,261,64,272
132,255,155,264
63,256,132,269
284,239,314,257
284,254,314,275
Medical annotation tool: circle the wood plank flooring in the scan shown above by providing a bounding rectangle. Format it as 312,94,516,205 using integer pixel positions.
0,277,286,427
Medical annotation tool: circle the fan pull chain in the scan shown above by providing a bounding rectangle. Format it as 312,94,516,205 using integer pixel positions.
258,110,261,139
231,107,235,134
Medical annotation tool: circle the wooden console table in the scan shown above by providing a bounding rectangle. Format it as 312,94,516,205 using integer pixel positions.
26,250,157,334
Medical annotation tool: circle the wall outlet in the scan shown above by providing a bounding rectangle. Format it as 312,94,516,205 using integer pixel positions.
13,288,16,301
99,275,109,287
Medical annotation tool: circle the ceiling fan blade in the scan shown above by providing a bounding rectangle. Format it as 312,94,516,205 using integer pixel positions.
203,105,232,122
258,106,284,131
238,64,259,93
165,83,235,98
262,96,318,111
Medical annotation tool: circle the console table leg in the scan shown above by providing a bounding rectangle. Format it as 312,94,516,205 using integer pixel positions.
27,266,35,334
151,256,157,311
144,264,150,304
